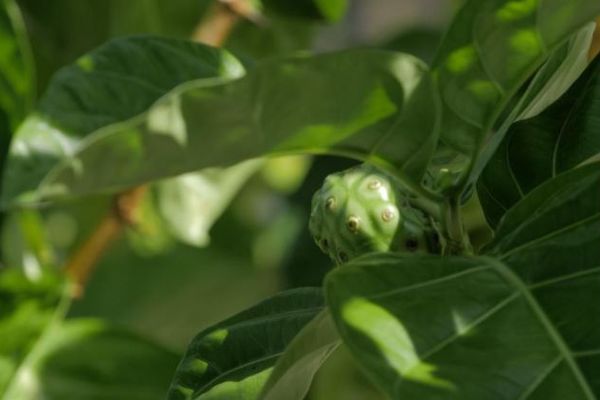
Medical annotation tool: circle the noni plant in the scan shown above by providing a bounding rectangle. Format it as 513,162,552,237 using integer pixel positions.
0,0,599,400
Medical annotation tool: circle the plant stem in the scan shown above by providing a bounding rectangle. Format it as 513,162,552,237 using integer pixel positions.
64,0,252,298
441,195,473,256
65,186,147,297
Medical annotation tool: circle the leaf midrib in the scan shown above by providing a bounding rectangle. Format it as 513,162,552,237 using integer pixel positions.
488,258,597,400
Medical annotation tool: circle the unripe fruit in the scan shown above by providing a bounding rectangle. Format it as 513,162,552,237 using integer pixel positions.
309,164,438,265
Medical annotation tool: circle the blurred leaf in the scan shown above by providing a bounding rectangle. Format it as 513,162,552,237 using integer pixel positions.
260,310,339,400
308,345,386,400
156,160,262,247
261,0,348,22
0,0,34,184
0,209,55,272
126,189,175,255
0,0,33,127
6,319,180,400
1,42,439,206
478,56,600,227
17,0,212,90
1,35,243,203
431,0,600,187
260,156,311,194
0,268,66,397
225,18,314,61
326,250,599,398
382,28,442,65
167,288,324,400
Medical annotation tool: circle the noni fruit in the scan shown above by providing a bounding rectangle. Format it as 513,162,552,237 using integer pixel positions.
309,164,439,265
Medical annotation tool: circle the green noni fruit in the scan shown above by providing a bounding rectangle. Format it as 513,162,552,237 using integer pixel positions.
309,164,439,265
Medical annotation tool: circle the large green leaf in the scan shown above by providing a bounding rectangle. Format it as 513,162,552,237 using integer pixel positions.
326,162,600,398
1,36,244,205
5,319,180,400
0,268,66,397
432,0,600,186
167,288,325,400
260,310,340,400
1,41,439,207
478,56,600,227
0,0,34,185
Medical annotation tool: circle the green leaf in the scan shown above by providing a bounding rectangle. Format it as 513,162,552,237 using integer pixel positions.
478,56,600,227
327,255,598,398
382,27,443,65
0,268,66,397
0,0,34,183
1,42,439,207
261,0,348,22
1,35,244,206
156,160,262,247
167,288,325,400
326,162,600,398
260,310,340,400
5,319,180,400
432,0,600,185
514,23,596,121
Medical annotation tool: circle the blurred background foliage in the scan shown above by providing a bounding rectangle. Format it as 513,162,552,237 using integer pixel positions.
0,1,476,398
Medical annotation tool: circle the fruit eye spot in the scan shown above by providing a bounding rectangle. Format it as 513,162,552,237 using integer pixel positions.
381,207,395,222
338,251,349,263
347,216,360,233
405,238,419,251
320,239,329,250
325,197,336,211
368,179,382,190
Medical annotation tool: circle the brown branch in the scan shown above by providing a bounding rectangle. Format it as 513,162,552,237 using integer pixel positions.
589,17,600,61
65,186,147,297
64,0,255,298
192,0,261,46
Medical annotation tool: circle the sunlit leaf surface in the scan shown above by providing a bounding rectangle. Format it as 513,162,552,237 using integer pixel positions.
167,288,324,400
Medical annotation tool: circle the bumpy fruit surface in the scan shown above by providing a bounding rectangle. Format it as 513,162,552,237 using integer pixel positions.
309,164,438,265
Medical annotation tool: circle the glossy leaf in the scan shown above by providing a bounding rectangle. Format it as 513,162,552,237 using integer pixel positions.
260,310,340,400
5,319,180,400
486,161,600,395
327,255,598,397
167,288,325,400
432,0,600,185
326,162,600,398
1,42,439,206
0,268,66,397
1,36,245,205
478,56,600,227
